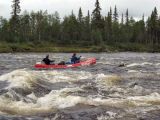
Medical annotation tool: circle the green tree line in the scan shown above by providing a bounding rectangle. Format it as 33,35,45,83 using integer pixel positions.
0,0,160,50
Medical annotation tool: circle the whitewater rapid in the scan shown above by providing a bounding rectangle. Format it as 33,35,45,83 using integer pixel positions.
0,52,160,119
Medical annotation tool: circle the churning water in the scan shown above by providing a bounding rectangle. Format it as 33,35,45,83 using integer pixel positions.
0,52,160,120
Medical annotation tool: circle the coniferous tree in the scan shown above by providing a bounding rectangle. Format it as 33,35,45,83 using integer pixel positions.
152,7,159,44
146,17,151,44
92,0,103,29
105,11,113,43
113,5,118,23
147,7,159,44
129,17,135,26
140,14,146,43
110,7,113,23
87,10,90,23
0,17,10,42
69,10,79,43
1,0,160,51
48,11,61,43
121,13,124,25
119,13,126,42
125,9,129,26
78,7,83,23
104,13,109,42
91,29,103,45
124,9,130,42
83,10,91,45
112,5,119,42
77,7,84,41
10,0,21,40
19,11,31,42
142,14,145,21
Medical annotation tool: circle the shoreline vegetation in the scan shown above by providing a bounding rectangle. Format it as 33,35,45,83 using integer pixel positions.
0,0,160,53
0,43,159,53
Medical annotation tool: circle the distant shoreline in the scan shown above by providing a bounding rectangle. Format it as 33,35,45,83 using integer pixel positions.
0,43,159,53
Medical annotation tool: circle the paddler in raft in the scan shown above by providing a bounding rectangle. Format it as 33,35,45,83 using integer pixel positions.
71,53,81,64
42,54,55,65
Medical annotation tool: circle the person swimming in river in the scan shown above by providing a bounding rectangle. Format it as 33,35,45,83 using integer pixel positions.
71,53,81,64
42,54,55,65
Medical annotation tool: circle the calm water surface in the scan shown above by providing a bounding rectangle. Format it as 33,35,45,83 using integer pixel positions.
0,52,160,120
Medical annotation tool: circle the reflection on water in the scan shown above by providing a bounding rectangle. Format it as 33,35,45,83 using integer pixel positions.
0,52,160,120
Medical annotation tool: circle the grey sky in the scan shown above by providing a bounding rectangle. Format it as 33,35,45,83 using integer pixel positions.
0,0,160,20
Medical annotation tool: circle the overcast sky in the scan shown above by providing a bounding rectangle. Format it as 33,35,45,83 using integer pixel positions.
0,0,160,20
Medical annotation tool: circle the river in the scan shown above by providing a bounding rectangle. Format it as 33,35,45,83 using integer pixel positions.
0,52,160,120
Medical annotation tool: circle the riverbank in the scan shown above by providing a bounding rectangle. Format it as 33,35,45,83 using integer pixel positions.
0,43,159,53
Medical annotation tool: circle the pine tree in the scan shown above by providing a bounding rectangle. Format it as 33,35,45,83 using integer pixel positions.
113,5,118,22
113,6,119,43
153,7,158,20
11,0,21,36
125,9,129,26
105,11,113,43
68,10,79,43
92,0,101,20
83,10,91,45
92,0,103,29
78,7,83,23
150,7,159,44
91,29,103,45
71,10,75,18
119,13,125,42
110,7,112,22
124,9,130,42
87,10,90,23
121,13,124,25
142,14,145,21
141,14,146,43
77,8,84,41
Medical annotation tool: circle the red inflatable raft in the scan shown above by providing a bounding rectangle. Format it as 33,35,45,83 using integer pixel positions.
34,58,96,68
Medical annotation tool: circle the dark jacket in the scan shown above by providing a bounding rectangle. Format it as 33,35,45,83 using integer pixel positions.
43,58,54,65
71,56,80,63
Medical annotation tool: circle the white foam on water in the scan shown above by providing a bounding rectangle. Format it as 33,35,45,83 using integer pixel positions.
0,69,93,89
133,85,144,91
126,63,141,67
37,93,84,109
97,111,118,120
100,57,122,62
128,70,139,73
96,61,112,65
141,62,154,66
0,96,51,115
110,58,122,60
100,57,106,60
96,74,122,86
127,92,160,106
27,93,38,101
0,89,160,115
0,87,86,115
109,87,125,94
1,69,122,90
43,70,93,83
58,87,85,94
155,63,160,66
126,62,157,67
0,69,160,115
0,69,39,89
93,93,160,107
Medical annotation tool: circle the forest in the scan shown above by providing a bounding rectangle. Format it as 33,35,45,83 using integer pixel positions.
0,0,160,52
